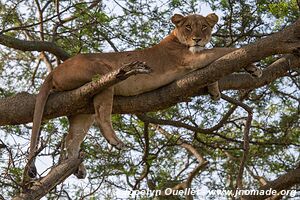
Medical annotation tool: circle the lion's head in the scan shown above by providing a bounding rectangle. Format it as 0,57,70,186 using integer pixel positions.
171,13,218,53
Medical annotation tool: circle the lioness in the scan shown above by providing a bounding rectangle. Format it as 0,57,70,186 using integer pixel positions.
27,13,262,179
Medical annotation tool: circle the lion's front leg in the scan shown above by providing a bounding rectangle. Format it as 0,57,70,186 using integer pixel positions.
93,87,125,150
66,114,94,179
215,48,262,78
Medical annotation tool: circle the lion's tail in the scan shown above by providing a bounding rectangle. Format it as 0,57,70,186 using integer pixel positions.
28,73,53,168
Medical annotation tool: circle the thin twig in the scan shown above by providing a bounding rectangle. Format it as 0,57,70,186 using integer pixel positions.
221,94,253,194
133,122,151,190
31,55,42,87
149,125,208,199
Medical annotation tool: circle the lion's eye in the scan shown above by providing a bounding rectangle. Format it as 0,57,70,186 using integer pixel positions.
185,25,192,31
202,25,208,30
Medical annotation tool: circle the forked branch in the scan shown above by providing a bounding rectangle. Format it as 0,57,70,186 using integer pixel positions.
243,167,300,200
13,156,83,200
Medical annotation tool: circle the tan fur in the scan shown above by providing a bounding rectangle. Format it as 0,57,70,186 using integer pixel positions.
27,13,262,178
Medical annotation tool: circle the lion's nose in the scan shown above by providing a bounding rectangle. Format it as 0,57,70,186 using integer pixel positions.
192,38,202,43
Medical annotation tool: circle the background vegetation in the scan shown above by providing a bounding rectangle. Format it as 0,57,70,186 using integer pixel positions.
0,0,299,199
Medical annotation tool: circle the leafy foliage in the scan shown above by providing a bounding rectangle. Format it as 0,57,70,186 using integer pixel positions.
0,0,299,199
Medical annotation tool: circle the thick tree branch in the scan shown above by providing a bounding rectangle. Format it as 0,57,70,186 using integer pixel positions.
0,55,299,126
0,61,151,125
0,34,70,61
0,18,300,126
220,54,300,90
243,167,300,200
13,157,83,200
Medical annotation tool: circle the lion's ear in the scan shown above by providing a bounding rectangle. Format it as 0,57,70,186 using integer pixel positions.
206,13,218,27
171,14,184,27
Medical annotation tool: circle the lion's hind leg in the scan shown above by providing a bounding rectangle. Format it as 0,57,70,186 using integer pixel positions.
66,114,94,179
93,87,125,150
